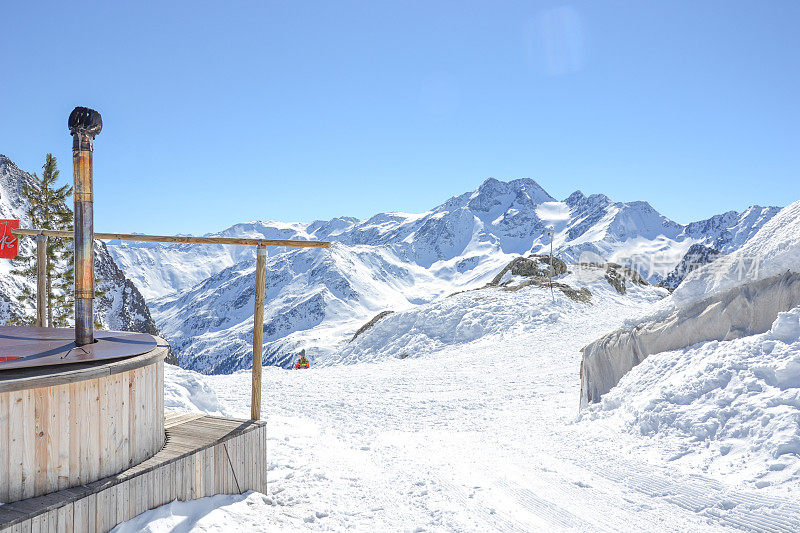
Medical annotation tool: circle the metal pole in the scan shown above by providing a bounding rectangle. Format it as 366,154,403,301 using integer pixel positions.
36,234,47,327
251,243,267,420
68,107,102,346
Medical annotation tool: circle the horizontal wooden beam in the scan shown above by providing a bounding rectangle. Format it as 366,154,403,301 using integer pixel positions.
12,228,331,248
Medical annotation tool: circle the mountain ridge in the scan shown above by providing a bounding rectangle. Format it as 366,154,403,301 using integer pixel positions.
106,176,781,373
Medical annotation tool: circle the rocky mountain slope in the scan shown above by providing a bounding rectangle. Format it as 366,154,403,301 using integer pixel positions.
659,244,722,290
0,154,159,334
107,177,780,373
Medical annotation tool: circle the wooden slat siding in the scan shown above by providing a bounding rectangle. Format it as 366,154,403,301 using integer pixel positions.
262,419,268,492
168,459,177,503
93,490,104,533
0,417,266,532
48,509,59,533
0,392,9,502
237,434,245,491
20,390,34,500
70,382,84,486
194,449,203,499
109,375,120,476
126,476,136,525
179,456,188,501
98,377,110,479
127,367,138,469
87,378,100,483
57,385,69,490
46,387,57,494
148,469,157,514
12,228,331,249
32,386,48,494
55,506,66,533
221,443,229,494
72,496,86,533
119,373,129,474
156,363,164,452
143,366,152,465
114,482,124,526
213,443,222,497
204,446,214,497
1,358,163,504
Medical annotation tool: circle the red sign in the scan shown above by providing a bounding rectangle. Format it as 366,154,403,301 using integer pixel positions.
0,219,19,259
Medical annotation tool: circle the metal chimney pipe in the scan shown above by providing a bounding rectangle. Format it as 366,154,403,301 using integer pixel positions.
68,107,102,346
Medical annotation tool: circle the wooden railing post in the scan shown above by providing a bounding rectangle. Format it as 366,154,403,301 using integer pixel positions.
251,243,267,420
36,233,47,327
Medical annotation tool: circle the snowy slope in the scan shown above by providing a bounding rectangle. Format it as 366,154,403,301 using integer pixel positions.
107,177,780,373
659,243,721,290
145,276,800,531
332,266,666,365
155,243,511,373
582,306,800,492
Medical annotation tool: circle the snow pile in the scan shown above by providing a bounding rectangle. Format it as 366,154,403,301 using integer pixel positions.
164,364,227,416
582,306,800,491
110,492,272,533
581,271,800,405
333,267,665,365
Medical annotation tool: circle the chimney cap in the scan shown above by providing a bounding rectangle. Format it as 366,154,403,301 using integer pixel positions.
68,107,103,137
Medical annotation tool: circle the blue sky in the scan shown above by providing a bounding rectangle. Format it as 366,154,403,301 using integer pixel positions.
1,1,798,234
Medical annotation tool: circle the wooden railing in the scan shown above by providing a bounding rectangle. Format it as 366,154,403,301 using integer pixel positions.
12,228,331,420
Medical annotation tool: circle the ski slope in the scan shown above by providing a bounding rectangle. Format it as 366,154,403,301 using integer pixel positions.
124,277,800,532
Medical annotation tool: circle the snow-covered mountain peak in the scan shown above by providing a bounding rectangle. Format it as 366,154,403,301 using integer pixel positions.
101,174,783,372
564,190,587,206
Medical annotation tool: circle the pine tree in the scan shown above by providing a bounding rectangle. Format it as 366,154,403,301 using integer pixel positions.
12,154,74,326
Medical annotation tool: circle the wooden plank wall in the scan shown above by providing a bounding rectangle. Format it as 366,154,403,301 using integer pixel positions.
0,362,164,504
0,415,267,533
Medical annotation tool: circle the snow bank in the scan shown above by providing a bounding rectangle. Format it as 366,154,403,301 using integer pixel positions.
333,269,665,365
580,201,800,406
111,492,271,533
582,306,800,490
164,364,227,416
581,271,800,406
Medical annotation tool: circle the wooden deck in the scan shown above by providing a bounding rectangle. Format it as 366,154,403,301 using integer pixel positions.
0,412,267,533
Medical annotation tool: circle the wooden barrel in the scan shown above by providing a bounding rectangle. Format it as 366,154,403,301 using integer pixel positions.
0,339,168,504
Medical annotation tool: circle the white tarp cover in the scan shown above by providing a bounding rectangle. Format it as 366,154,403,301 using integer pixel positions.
580,270,800,407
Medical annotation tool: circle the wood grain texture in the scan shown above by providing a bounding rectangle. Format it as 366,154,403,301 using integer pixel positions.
2,411,266,532
1,358,164,504
251,244,266,420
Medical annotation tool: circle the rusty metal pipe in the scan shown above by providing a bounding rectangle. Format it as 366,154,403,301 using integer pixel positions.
68,107,102,346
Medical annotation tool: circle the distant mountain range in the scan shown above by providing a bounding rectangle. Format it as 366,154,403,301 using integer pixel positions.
0,153,782,372
105,175,780,373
